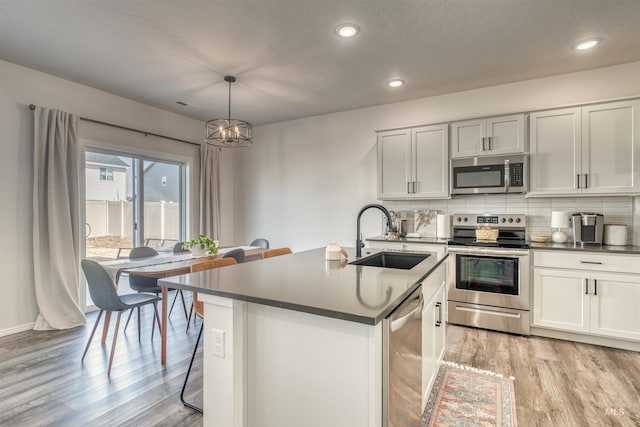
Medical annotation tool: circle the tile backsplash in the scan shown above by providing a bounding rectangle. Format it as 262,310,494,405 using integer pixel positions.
383,195,635,245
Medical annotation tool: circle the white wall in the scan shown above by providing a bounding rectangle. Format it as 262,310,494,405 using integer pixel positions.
0,59,236,335
234,61,640,250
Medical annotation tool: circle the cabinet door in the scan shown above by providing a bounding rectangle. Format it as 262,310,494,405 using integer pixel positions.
421,297,437,408
377,129,412,199
450,119,485,158
413,124,449,198
532,268,590,333
590,272,640,341
485,114,526,155
582,100,640,194
433,285,446,367
529,107,582,195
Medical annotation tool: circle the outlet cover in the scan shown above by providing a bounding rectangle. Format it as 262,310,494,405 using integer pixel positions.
212,329,225,358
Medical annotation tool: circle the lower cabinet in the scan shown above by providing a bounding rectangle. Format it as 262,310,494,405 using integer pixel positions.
533,251,640,342
421,263,446,409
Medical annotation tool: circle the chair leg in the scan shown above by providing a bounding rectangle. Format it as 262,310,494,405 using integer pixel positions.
186,302,194,332
124,309,134,332
169,289,179,316
81,310,104,362
152,302,161,340
180,323,204,413
137,307,142,342
179,290,189,321
107,311,123,377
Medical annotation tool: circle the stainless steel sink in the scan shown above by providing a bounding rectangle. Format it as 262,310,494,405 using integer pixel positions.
349,252,429,270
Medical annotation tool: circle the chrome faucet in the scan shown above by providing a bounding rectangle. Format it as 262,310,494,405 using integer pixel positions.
356,203,393,257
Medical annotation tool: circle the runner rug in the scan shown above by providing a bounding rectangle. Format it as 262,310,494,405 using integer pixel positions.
422,361,517,427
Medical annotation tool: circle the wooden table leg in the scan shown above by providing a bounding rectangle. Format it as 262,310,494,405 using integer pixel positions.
162,286,168,365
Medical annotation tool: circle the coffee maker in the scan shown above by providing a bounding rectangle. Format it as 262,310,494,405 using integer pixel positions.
571,213,604,245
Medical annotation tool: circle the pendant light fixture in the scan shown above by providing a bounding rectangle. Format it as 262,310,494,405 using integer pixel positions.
205,76,253,148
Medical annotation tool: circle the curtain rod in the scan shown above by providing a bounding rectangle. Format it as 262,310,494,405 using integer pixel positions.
29,104,200,147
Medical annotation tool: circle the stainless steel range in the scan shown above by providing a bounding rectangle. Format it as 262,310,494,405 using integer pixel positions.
447,214,530,335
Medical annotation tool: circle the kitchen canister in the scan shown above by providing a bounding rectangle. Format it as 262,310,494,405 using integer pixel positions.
603,224,628,246
436,214,451,239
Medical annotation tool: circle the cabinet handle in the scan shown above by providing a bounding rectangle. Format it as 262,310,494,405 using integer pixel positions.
488,137,493,151
413,181,417,193
580,261,602,265
594,279,598,296
584,173,589,189
576,174,581,189
407,182,411,194
481,137,487,151
435,301,442,327
584,278,589,295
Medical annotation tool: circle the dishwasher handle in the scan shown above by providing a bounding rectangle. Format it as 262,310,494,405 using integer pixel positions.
390,292,424,332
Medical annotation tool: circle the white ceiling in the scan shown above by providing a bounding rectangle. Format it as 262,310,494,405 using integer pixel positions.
1,0,639,125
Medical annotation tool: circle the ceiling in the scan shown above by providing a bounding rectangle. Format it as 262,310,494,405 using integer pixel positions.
1,0,639,126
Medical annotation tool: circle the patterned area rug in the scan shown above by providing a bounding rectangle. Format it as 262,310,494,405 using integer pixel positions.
422,361,517,427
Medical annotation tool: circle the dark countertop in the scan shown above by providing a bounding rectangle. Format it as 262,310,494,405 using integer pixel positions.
367,235,449,245
159,247,448,326
530,242,640,255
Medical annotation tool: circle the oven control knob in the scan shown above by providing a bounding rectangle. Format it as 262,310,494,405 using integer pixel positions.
463,217,468,222
456,217,462,222
515,218,521,223
501,218,506,223
508,218,514,223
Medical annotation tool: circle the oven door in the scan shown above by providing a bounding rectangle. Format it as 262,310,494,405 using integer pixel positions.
447,247,530,310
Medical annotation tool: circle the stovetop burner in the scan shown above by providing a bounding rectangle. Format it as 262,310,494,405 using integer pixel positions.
448,213,529,249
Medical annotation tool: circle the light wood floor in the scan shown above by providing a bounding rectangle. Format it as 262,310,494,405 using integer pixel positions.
1,303,640,426
445,325,640,427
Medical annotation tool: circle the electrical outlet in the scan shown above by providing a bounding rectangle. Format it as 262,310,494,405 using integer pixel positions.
212,329,225,358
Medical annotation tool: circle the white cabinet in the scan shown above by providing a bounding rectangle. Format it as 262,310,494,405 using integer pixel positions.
377,124,449,199
533,250,640,342
421,262,446,409
529,100,640,196
450,114,526,158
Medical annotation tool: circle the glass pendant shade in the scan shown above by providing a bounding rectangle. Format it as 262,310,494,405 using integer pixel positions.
205,76,253,148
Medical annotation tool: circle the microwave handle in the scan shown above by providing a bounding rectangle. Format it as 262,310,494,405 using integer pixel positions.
504,159,510,192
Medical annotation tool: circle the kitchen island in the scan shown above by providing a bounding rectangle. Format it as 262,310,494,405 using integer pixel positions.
160,247,447,427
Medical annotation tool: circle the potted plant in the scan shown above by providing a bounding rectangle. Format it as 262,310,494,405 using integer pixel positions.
183,234,218,256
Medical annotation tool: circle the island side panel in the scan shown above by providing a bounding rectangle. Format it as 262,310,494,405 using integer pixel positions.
246,303,382,427
200,294,247,427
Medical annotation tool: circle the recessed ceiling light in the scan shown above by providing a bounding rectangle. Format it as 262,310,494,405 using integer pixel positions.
572,38,601,51
387,79,405,88
335,23,360,38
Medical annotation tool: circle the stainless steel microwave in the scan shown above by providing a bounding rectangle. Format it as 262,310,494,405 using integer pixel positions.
451,154,528,195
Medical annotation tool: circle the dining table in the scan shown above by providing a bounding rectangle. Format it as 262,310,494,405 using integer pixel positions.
100,246,265,365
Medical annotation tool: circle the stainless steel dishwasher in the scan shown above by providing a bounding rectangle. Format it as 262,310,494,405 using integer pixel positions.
383,286,423,427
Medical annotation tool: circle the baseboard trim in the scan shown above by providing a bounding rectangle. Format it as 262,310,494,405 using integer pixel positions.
0,322,35,338
531,327,640,352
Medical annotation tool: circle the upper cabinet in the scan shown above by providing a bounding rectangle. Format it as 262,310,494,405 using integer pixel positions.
529,100,640,196
377,124,449,200
450,113,527,158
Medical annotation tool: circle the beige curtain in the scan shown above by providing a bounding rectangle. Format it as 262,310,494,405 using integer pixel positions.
199,143,222,240
32,107,86,330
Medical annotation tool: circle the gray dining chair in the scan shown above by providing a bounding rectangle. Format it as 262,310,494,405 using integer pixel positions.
249,238,269,249
81,259,161,376
222,248,245,264
173,241,189,253
125,246,188,334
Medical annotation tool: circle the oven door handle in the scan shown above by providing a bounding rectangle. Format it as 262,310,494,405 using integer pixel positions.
447,247,529,257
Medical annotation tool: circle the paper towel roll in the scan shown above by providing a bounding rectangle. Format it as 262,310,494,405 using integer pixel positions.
436,214,450,239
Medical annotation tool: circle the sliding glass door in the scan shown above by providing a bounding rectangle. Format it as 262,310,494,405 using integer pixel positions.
83,150,186,303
